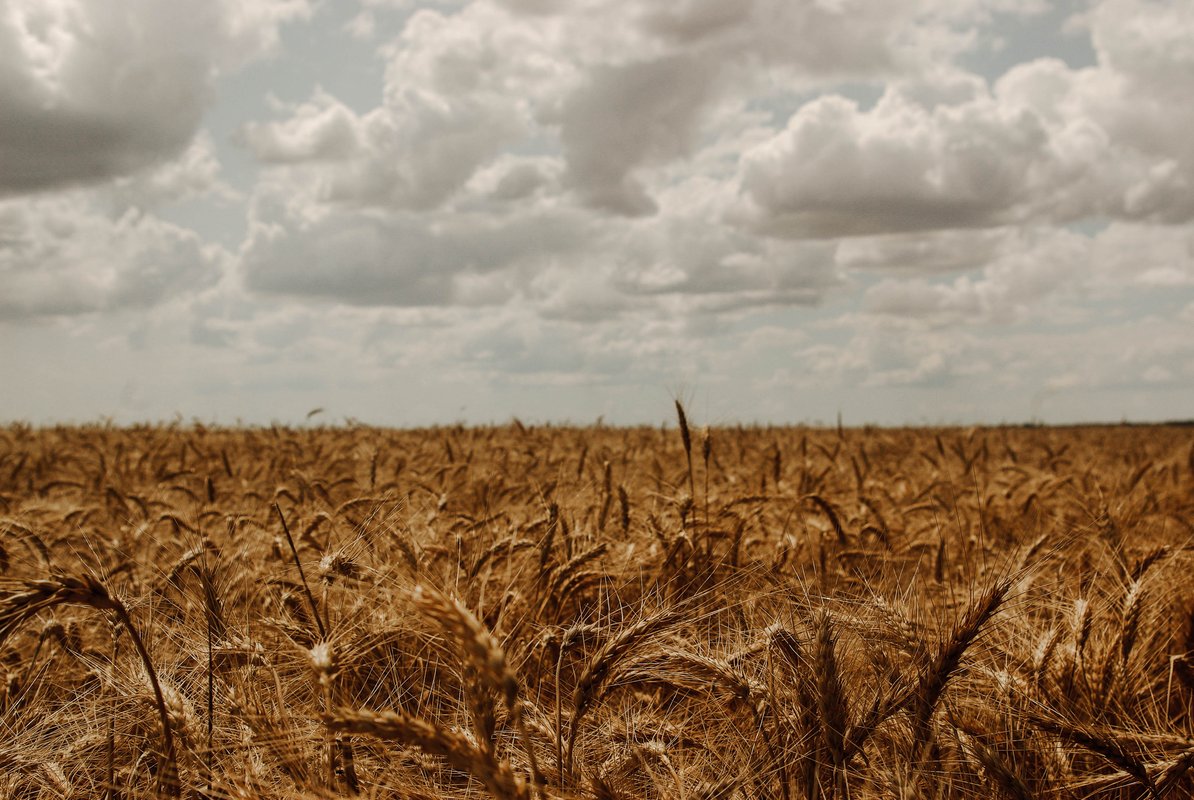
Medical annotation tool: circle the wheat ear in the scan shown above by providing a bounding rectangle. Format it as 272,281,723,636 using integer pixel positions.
1,574,179,797
566,605,686,782
330,707,530,800
414,584,545,796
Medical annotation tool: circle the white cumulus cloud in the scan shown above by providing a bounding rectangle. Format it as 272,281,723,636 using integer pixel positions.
0,192,227,319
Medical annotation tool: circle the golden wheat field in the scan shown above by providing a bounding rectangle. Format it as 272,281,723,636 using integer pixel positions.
2,410,1193,800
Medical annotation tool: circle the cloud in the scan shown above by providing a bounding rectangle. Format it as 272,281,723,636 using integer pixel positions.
548,0,954,215
247,4,547,210
636,0,951,76
239,161,845,320
0,0,310,194
735,0,1194,240
244,0,972,218
781,305,1194,424
734,82,1061,238
1089,0,1194,90
1083,222,1194,289
240,186,594,306
235,0,1194,334
792,313,987,390
994,59,1194,224
3,0,1192,428
234,0,968,316
0,193,227,320
861,227,1087,324
241,91,363,163
860,222,1194,325
108,132,239,209
475,156,559,202
836,228,1013,274
559,55,721,216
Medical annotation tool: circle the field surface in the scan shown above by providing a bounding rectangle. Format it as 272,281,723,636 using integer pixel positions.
2,418,1193,799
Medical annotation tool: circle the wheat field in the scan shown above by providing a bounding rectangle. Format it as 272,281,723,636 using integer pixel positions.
1,409,1193,799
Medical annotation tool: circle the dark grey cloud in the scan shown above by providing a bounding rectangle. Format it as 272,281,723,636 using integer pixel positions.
559,55,721,216
0,0,308,194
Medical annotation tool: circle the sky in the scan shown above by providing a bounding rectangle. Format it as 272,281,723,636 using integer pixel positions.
1,0,1192,427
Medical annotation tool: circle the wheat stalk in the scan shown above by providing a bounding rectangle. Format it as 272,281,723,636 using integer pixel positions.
0,574,179,797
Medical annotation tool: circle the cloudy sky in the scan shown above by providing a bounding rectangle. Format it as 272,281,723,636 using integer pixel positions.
2,0,1192,426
